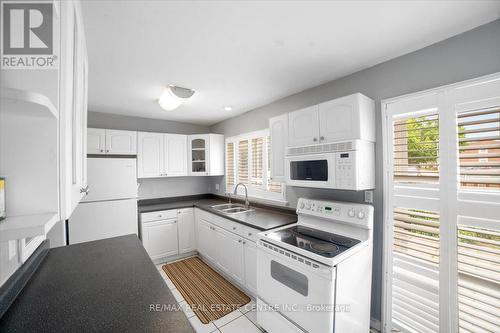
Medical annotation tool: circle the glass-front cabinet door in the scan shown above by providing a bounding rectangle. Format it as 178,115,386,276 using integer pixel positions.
189,135,209,175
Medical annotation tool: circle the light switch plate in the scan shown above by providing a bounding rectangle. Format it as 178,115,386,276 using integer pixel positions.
364,190,373,203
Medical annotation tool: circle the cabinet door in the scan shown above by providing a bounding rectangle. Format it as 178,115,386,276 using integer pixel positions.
288,105,319,147
228,233,245,286
177,208,195,253
165,134,187,177
243,241,257,295
137,132,164,178
142,219,178,260
87,128,105,154
318,96,355,143
60,0,88,219
188,135,209,176
269,114,288,182
197,219,216,262
215,227,231,273
105,129,137,155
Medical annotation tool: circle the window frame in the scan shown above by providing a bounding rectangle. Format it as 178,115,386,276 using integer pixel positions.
225,129,286,203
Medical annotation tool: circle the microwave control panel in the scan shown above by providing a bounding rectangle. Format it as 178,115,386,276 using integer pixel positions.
335,151,355,189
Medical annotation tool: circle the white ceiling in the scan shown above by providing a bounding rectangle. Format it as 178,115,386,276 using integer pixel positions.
82,0,500,125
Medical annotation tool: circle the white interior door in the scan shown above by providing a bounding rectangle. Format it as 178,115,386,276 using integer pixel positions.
105,129,137,155
87,128,105,154
288,105,319,147
382,73,500,333
165,134,187,177
137,132,164,178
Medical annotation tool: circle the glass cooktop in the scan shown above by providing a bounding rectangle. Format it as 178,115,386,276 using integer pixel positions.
266,225,361,258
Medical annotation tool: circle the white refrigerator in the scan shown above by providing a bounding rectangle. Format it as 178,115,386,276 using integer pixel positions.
68,158,138,244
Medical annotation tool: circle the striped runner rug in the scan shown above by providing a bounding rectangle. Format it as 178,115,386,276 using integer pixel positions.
163,256,251,324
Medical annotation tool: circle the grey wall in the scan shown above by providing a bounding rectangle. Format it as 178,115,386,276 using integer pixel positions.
88,111,212,199
210,20,500,322
88,111,209,134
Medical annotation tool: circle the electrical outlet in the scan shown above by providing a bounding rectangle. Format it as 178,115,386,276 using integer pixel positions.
215,183,220,191
364,190,373,204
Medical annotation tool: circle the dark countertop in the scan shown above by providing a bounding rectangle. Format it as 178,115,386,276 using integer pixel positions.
138,194,298,231
0,235,194,333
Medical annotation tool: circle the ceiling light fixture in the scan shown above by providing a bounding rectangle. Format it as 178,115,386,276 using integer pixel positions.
224,106,233,111
158,85,195,111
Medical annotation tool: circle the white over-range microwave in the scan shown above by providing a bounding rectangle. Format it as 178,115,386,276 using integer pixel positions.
285,139,375,190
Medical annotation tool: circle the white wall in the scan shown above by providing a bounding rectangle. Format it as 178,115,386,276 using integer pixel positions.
209,19,500,321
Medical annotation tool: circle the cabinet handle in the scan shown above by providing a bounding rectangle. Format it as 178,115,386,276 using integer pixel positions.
243,241,246,244
320,136,325,141
232,226,236,230
313,137,318,142
106,150,109,153
248,233,252,236
100,149,104,153
238,239,242,243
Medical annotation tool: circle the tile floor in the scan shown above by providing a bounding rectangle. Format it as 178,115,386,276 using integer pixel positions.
156,264,264,333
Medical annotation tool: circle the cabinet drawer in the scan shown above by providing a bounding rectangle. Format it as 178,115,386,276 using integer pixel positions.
241,225,259,242
141,209,177,222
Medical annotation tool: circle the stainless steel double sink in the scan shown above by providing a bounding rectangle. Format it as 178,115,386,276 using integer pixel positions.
210,203,254,215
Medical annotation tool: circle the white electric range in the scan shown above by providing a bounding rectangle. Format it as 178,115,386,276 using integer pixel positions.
256,198,374,333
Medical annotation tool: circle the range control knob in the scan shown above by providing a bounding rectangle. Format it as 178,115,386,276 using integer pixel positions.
299,201,305,209
305,202,312,210
348,209,355,217
357,211,365,219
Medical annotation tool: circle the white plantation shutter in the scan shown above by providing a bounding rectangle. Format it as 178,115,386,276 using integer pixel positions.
251,138,264,186
383,74,500,333
226,142,235,187
238,139,249,184
225,131,285,201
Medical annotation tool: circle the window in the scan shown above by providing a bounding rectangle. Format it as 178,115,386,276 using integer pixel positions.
226,129,285,202
382,74,500,333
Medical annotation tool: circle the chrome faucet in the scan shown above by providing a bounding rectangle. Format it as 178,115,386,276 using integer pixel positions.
234,183,249,209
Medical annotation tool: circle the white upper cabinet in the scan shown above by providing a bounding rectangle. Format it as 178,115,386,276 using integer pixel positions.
269,114,288,182
188,134,224,176
318,93,375,143
288,105,319,147
87,129,136,155
164,134,188,177
137,132,164,178
60,0,89,220
287,93,375,147
105,129,137,155
87,128,106,154
137,132,188,178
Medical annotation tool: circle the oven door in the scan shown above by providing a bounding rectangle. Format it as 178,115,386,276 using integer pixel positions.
257,242,335,333
286,153,335,188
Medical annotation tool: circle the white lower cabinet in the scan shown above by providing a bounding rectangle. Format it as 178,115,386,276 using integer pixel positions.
177,208,196,253
195,209,258,295
141,208,195,260
142,219,178,260
243,240,258,295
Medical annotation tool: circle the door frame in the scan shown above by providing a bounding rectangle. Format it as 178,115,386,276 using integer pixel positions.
380,71,500,332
